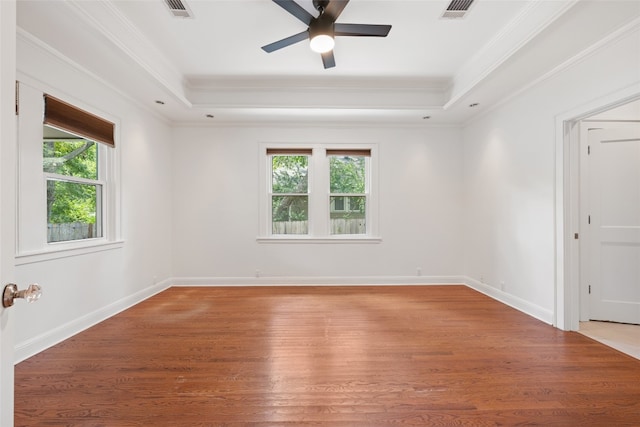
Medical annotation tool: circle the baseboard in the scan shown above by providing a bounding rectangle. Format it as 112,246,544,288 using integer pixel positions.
462,276,554,325
14,279,172,363
170,275,466,286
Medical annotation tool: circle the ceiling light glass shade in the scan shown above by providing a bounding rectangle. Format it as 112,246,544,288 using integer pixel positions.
310,34,335,53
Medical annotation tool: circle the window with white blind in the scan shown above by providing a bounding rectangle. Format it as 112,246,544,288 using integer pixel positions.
259,144,379,241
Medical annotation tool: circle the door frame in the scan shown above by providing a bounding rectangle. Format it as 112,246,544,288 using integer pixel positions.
555,85,640,331
0,0,17,425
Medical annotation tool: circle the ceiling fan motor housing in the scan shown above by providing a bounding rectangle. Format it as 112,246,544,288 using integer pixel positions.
313,0,330,13
310,14,335,39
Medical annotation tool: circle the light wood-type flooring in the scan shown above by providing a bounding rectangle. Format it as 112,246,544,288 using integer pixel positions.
579,320,640,360
14,286,640,426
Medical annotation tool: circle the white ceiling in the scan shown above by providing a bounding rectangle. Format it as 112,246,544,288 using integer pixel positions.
15,0,640,125
112,0,524,77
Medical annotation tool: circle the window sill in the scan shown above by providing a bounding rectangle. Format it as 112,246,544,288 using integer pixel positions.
15,239,125,266
256,236,382,244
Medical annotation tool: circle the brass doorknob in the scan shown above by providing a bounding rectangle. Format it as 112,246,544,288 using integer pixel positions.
2,283,42,308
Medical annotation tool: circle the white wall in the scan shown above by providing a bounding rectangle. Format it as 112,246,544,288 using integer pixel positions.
462,27,640,320
12,35,174,361
589,98,640,120
172,125,463,283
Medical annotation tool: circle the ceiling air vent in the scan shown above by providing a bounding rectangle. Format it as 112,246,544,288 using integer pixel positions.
164,0,193,18
441,0,474,19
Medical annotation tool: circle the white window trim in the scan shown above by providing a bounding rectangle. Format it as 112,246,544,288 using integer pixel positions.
258,143,380,242
16,81,122,263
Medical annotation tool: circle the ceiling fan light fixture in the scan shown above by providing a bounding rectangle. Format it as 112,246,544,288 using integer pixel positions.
310,34,335,53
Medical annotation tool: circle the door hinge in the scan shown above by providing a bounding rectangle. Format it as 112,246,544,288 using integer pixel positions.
588,145,591,155
574,233,579,239
588,215,591,225
588,285,591,294
15,81,19,115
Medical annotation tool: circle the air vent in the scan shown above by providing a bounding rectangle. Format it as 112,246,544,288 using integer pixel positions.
164,0,193,18
442,0,474,19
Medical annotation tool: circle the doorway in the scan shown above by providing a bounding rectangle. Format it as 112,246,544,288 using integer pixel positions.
558,94,640,332
559,96,640,357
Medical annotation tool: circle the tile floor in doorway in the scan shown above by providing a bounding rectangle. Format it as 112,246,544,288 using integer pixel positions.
579,321,640,360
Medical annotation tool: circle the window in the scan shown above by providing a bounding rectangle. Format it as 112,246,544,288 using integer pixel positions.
16,83,121,259
42,95,114,244
43,128,104,242
328,149,369,235
260,144,379,241
269,149,312,235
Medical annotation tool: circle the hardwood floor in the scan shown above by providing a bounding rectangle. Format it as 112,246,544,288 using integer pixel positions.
14,286,640,426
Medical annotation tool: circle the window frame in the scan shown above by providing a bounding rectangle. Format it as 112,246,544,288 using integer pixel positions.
268,148,312,236
328,150,370,236
258,143,380,243
15,81,122,263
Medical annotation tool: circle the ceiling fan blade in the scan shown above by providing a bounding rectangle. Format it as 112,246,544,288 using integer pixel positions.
321,50,336,69
323,0,349,22
262,31,309,53
334,23,392,37
273,0,314,25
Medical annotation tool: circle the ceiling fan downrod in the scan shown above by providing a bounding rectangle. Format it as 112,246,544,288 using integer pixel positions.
313,0,329,14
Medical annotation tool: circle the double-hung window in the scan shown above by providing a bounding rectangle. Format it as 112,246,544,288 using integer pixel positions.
43,129,104,242
260,144,379,241
16,82,121,260
328,149,369,235
42,95,114,244
268,149,312,235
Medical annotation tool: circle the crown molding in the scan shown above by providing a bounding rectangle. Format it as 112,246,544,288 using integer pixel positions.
461,16,640,128
64,0,191,108
188,88,446,111
186,76,449,111
172,119,462,130
186,75,451,91
16,28,171,126
445,0,579,109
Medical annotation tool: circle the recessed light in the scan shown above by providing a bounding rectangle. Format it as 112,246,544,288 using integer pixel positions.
155,100,165,105
206,114,215,119
469,103,479,108
422,116,431,120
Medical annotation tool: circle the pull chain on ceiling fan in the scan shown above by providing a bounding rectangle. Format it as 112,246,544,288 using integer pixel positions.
261,0,392,69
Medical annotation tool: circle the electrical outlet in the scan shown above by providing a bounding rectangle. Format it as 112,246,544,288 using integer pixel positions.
500,281,505,290
417,267,422,276
255,270,261,278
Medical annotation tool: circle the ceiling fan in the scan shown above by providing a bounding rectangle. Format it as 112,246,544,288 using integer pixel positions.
261,0,392,69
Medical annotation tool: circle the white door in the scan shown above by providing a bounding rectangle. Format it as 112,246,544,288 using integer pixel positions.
0,0,16,425
0,273,16,427
585,124,640,324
